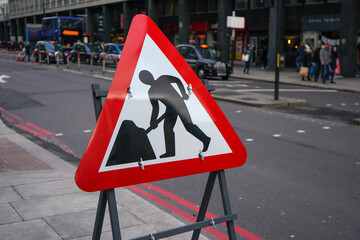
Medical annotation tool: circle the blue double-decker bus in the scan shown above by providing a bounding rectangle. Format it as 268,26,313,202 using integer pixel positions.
41,16,83,46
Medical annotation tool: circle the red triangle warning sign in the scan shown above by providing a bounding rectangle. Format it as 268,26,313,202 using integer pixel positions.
75,14,247,192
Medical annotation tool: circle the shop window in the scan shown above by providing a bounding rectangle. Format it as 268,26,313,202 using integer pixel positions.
305,0,324,4
235,0,248,9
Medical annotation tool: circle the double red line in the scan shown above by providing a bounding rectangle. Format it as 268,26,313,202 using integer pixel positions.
0,107,53,137
128,183,263,240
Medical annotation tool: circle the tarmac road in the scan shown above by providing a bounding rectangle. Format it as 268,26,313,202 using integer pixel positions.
1,59,360,239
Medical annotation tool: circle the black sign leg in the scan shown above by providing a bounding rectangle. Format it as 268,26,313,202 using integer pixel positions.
218,170,237,240
191,171,218,240
106,189,122,240
92,191,107,240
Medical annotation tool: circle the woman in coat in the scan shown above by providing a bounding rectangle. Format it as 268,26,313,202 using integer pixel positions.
243,46,253,74
300,44,313,81
330,46,338,83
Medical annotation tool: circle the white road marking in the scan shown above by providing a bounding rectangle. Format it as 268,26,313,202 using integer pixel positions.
322,126,331,130
297,130,306,133
273,134,282,137
94,74,113,81
355,103,359,106
245,138,254,142
0,74,10,83
235,110,242,113
341,103,346,106
55,133,63,136
63,69,83,74
326,104,333,107
83,129,92,133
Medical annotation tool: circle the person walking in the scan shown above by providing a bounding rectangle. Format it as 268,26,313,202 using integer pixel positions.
296,42,305,71
243,45,253,74
320,41,332,84
330,46,338,84
313,43,322,82
300,44,313,81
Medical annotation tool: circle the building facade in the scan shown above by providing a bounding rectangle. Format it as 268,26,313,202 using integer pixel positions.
0,0,359,75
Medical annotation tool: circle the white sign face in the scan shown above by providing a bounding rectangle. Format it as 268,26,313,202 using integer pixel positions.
99,34,232,172
227,16,245,29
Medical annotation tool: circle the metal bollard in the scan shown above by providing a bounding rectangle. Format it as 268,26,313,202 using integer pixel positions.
66,52,70,69
31,50,34,64
102,55,106,75
77,53,80,71
90,54,93,73
46,52,50,66
56,52,59,68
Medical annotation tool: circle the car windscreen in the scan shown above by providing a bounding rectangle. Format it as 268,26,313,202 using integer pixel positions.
195,46,220,60
44,43,55,51
87,45,102,53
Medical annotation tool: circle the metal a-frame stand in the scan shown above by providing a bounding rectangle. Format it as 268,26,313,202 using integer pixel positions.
90,83,237,240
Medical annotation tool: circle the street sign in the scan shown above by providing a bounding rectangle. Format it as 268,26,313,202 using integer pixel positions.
227,16,245,29
75,14,247,192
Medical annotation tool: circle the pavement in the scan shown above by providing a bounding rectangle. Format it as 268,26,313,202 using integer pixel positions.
210,61,360,108
1,54,360,240
0,118,209,240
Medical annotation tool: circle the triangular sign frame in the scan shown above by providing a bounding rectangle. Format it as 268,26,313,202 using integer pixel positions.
75,14,247,192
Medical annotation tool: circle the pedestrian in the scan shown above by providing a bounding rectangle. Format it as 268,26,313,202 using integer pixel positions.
300,44,312,81
330,46,338,84
296,42,305,71
139,70,211,158
313,43,322,82
320,41,332,84
22,42,31,62
243,45,253,74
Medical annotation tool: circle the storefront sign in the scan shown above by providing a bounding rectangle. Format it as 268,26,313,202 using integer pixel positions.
302,15,341,31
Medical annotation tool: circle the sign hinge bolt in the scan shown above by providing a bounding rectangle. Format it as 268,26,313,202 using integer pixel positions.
127,87,133,98
187,84,192,95
210,218,216,229
198,151,204,161
138,158,144,171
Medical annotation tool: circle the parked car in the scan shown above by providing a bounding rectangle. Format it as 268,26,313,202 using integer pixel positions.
34,41,65,63
176,44,231,80
100,43,123,66
70,43,102,64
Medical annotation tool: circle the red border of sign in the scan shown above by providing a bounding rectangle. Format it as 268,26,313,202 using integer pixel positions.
75,15,247,192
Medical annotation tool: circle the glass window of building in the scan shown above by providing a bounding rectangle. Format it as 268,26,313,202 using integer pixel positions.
196,0,207,13
208,0,217,12
235,0,248,9
251,0,263,8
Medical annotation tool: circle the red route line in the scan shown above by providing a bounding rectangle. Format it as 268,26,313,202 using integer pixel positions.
16,124,45,137
142,183,264,240
127,185,228,240
26,122,53,136
0,108,24,122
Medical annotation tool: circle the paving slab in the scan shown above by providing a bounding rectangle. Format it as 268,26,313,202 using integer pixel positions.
0,203,22,224
11,191,99,220
14,178,80,200
0,186,22,203
0,219,61,240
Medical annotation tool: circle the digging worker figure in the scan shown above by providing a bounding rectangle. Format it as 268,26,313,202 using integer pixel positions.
139,70,211,158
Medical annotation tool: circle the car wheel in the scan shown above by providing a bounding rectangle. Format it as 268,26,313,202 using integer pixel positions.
198,68,205,79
